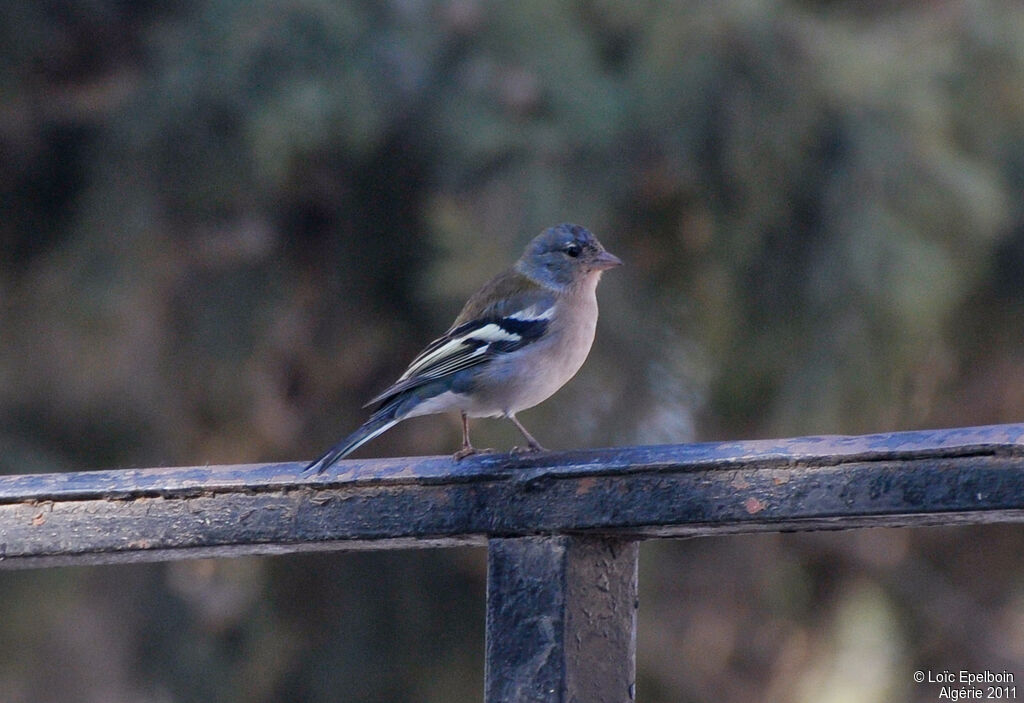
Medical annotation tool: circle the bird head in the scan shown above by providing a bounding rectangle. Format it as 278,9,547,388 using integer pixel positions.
517,223,622,289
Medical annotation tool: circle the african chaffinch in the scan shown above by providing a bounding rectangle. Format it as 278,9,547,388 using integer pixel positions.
305,223,621,474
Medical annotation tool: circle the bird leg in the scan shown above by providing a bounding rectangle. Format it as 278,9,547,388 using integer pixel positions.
508,413,546,453
453,412,477,460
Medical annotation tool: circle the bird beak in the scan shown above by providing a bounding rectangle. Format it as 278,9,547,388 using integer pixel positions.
592,250,623,271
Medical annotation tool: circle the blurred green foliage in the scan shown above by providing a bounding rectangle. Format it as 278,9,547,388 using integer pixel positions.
2,1,1024,701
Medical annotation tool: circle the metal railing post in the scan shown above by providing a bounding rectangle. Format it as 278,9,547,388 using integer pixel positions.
485,536,639,703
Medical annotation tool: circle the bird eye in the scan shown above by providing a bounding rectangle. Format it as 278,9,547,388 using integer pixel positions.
564,243,582,258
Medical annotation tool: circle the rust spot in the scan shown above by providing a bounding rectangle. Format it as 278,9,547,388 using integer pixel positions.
773,475,790,485
744,497,766,515
731,476,750,490
31,512,46,526
576,477,597,495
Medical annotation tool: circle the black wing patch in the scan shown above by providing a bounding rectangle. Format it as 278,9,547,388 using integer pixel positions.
364,310,552,408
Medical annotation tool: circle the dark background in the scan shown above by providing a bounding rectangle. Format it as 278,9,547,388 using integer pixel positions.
2,1,1024,701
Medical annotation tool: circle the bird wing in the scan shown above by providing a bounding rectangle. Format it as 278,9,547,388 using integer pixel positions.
364,272,556,408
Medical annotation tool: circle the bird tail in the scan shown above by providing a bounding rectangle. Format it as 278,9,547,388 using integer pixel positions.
303,406,401,475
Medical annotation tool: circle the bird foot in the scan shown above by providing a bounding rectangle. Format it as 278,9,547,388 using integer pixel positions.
453,446,496,461
511,443,546,455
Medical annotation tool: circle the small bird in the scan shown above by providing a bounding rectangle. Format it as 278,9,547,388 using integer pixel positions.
304,223,621,474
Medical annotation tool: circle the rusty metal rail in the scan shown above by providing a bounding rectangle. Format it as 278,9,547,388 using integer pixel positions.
3,423,1024,702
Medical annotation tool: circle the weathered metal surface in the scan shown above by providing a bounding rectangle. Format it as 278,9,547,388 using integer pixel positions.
485,536,638,703
2,423,1024,568
4,422,1024,503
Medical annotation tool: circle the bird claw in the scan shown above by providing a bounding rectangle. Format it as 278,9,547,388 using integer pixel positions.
453,446,496,461
511,443,546,455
